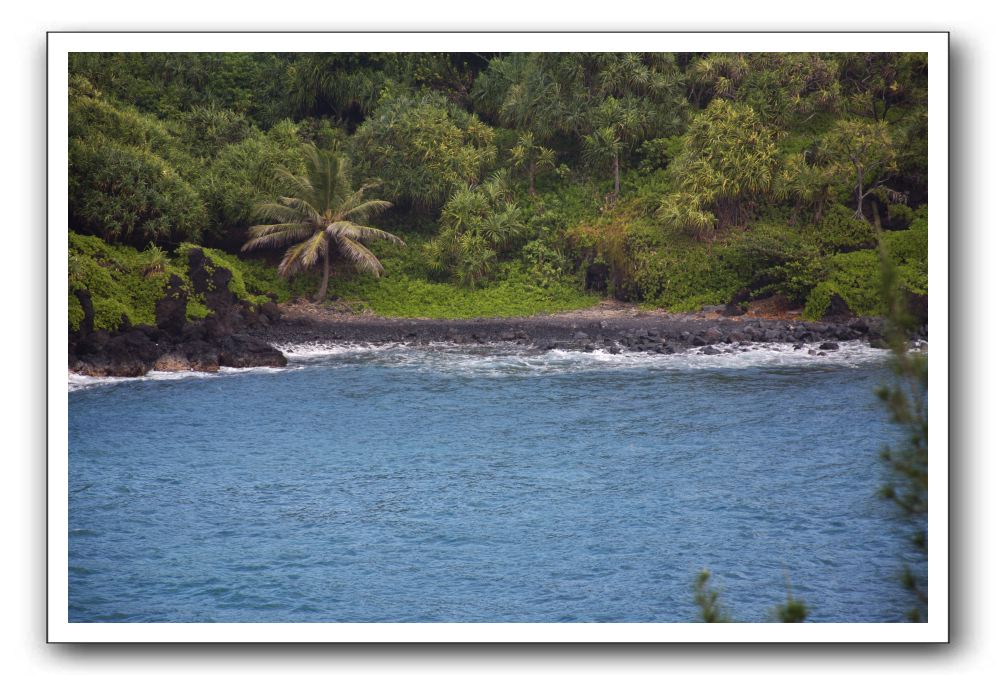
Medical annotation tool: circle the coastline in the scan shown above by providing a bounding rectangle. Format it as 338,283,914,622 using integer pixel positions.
68,298,918,379
249,300,894,356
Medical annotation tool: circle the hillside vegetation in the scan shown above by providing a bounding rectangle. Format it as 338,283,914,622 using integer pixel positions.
67,52,928,327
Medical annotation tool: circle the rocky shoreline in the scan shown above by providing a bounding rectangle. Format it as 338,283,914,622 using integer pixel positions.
69,248,287,377
251,302,902,357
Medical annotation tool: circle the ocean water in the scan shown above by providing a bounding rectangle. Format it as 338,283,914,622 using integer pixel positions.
68,342,925,623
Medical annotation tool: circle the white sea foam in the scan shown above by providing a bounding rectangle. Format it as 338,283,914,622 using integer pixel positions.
276,339,896,376
70,340,908,391
67,365,284,392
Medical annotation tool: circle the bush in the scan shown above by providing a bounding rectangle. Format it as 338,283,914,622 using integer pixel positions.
69,83,207,246
887,203,915,229
638,136,684,172
802,207,927,319
803,249,885,319
721,223,815,300
807,203,877,253
179,105,252,157
521,239,570,288
630,237,743,311
69,233,184,330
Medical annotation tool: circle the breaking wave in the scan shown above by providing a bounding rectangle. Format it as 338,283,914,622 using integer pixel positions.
69,340,907,391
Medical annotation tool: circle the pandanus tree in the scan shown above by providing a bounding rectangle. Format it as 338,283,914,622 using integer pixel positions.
657,99,777,240
581,96,652,200
242,145,404,301
510,132,556,196
427,170,527,288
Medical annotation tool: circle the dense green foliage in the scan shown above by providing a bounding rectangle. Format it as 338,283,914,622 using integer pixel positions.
68,51,928,326
657,99,778,237
329,260,595,319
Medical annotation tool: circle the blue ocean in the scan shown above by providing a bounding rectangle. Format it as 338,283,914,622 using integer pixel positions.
68,342,924,622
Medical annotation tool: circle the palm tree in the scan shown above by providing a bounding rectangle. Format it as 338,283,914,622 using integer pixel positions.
242,145,404,302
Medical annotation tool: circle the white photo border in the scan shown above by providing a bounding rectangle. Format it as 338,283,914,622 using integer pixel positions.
48,31,949,643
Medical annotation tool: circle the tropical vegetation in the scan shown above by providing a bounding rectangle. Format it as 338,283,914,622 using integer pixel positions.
67,51,928,326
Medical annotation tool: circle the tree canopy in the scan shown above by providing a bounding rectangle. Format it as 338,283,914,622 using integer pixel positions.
67,51,928,322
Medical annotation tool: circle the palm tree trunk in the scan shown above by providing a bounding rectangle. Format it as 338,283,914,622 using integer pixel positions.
315,253,330,302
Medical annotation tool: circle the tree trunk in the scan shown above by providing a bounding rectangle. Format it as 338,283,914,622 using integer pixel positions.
612,152,620,198
315,252,330,302
528,161,536,196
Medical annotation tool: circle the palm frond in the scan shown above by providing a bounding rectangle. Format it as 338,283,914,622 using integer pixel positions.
335,180,381,215
242,222,314,252
334,236,385,276
273,166,317,204
299,230,327,269
341,199,393,223
327,221,406,246
251,201,316,226
277,239,309,277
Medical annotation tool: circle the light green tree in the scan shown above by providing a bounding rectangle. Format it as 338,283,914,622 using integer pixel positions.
657,99,778,239
350,93,496,211
582,97,647,199
242,145,404,302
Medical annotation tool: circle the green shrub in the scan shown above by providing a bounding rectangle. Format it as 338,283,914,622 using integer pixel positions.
802,207,927,319
68,232,183,330
520,239,570,288
638,136,685,172
884,209,928,295
806,203,877,252
721,223,816,300
803,249,886,319
179,105,252,157
887,203,915,229
630,237,743,311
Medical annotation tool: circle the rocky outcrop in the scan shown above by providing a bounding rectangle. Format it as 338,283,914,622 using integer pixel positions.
69,248,287,377
823,293,855,321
